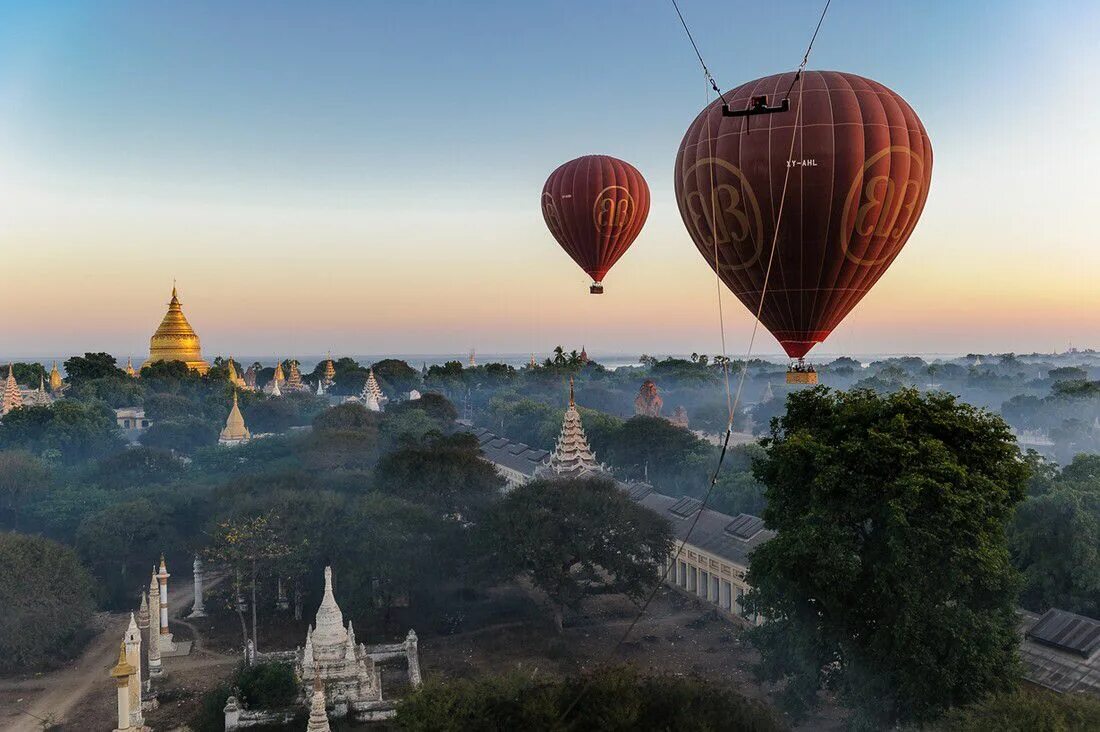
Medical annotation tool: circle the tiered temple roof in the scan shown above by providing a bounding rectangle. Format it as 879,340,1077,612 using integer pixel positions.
143,285,210,374
322,355,336,385
541,376,604,478
284,360,307,392
219,391,251,445
2,365,24,416
360,368,386,411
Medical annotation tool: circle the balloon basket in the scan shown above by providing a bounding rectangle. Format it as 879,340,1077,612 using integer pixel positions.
786,370,818,385
589,283,604,295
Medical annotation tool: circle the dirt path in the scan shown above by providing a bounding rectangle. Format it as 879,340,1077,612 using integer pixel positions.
0,573,224,731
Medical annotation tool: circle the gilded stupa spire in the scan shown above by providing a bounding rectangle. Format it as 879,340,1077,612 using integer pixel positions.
143,284,210,374
49,361,63,393
219,391,251,445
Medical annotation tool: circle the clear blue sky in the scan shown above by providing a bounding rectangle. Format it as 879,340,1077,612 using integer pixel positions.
1,1,1096,358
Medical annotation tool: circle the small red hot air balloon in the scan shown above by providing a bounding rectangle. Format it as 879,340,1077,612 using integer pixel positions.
675,71,932,382
542,155,650,294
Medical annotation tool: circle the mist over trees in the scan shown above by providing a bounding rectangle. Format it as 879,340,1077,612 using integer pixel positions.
0,349,1098,726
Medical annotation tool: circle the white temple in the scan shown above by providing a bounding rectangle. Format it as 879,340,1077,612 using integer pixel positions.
359,368,387,411
539,376,606,479
289,566,421,721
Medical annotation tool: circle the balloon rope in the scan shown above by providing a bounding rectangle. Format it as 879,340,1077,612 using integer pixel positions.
706,84,735,427
557,75,808,727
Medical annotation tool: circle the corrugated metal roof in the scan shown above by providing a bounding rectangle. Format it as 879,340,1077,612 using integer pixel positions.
1027,608,1100,659
1019,610,1100,697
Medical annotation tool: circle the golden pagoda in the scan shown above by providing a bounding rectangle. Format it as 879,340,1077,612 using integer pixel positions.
219,391,251,445
49,361,64,393
143,285,210,374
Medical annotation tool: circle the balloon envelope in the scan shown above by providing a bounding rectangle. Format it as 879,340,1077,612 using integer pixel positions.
542,155,650,293
675,71,933,358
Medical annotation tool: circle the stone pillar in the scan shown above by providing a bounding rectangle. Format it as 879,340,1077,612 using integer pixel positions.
276,577,289,611
223,695,241,731
157,556,170,638
124,614,143,728
405,629,422,687
147,573,162,675
136,592,150,690
110,642,135,732
189,555,206,617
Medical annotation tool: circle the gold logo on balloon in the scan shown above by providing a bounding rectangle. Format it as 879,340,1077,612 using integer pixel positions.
592,186,636,232
841,146,925,265
542,192,564,240
679,157,764,271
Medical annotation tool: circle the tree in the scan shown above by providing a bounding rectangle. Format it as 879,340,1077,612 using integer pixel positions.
0,400,124,463
395,666,780,731
386,392,458,425
85,446,184,490
1010,454,1100,617
9,362,47,387
603,416,710,492
312,402,380,434
747,387,1028,726
75,498,182,608
482,477,672,632
139,416,219,455
205,513,289,652
373,433,504,520
64,352,125,383
0,532,95,671
0,450,51,526
936,687,1100,732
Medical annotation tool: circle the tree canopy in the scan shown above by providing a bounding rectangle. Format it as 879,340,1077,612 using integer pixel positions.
481,476,672,631
747,387,1028,726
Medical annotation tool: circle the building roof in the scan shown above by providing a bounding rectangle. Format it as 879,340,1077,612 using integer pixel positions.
464,424,773,569
1026,608,1100,659
1019,609,1100,697
467,426,550,475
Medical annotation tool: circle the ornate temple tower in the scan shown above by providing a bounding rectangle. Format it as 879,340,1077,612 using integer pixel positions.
285,360,305,392
634,379,663,417
125,357,137,378
322,355,336,386
360,368,386,411
143,286,210,374
2,364,23,416
541,377,604,478
219,391,251,446
49,361,64,393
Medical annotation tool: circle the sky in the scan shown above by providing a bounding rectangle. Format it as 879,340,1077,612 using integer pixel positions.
1,1,1097,360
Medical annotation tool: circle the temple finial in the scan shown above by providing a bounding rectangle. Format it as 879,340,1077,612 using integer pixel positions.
569,375,575,408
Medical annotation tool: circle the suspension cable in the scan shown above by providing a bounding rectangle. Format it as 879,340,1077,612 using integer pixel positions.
558,2,828,720
670,0,727,105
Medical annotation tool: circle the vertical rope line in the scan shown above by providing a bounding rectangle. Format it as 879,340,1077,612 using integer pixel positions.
706,81,735,425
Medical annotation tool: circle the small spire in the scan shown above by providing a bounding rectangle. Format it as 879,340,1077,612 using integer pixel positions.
569,375,575,408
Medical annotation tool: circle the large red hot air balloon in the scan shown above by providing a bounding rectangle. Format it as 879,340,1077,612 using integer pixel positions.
542,155,650,294
675,71,932,371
